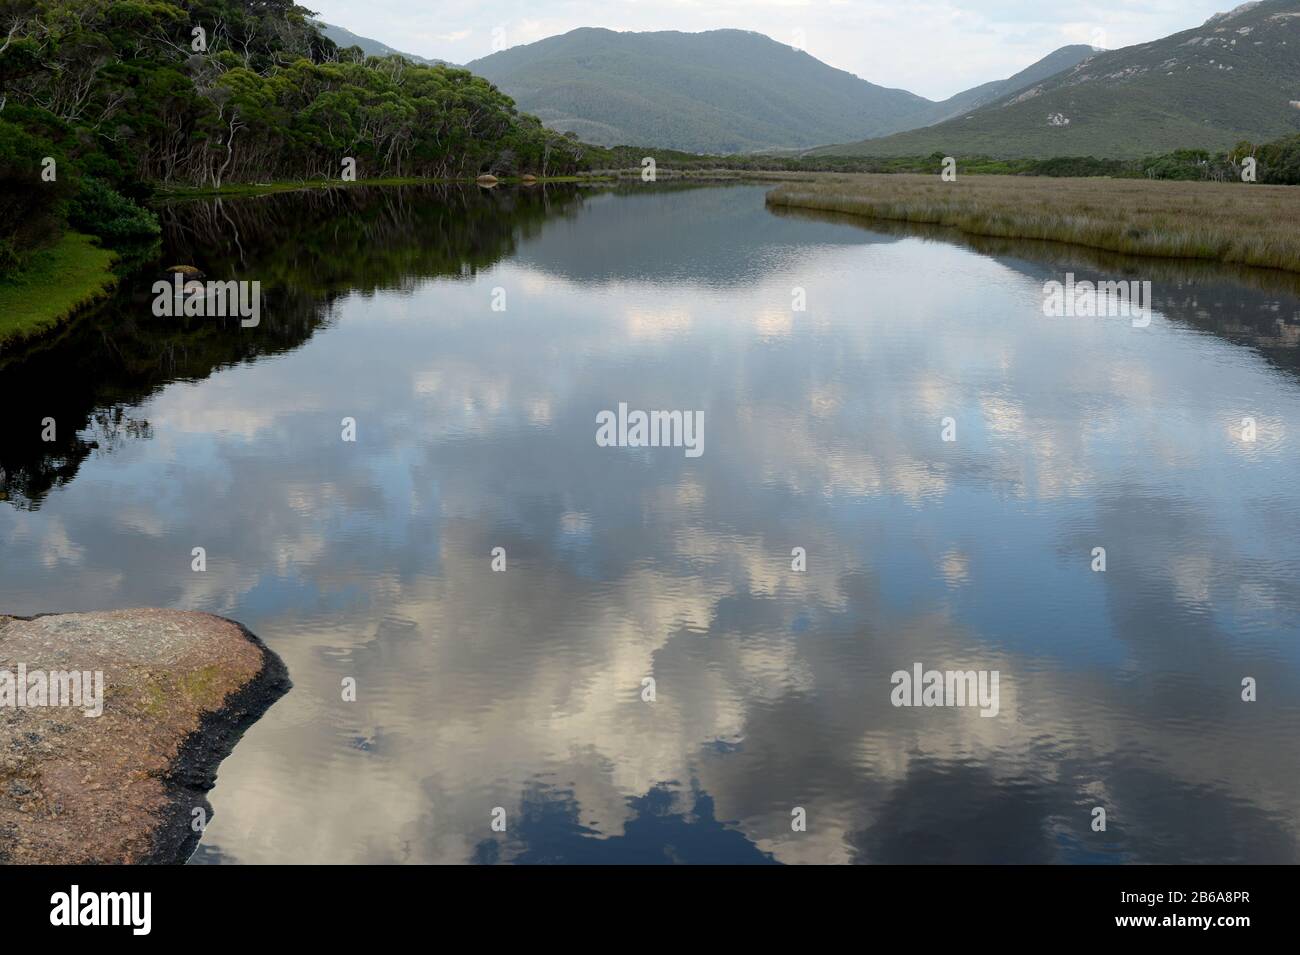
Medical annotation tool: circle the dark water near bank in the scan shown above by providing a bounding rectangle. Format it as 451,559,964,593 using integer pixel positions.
2,183,1299,863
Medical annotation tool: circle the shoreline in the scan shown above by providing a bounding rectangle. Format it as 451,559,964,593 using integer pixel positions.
148,168,817,201
0,233,118,349
152,173,611,201
151,616,290,864
0,610,291,864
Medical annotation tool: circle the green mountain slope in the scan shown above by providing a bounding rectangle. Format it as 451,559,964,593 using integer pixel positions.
315,22,445,65
465,28,934,152
813,0,1300,158
317,25,1097,154
922,45,1098,124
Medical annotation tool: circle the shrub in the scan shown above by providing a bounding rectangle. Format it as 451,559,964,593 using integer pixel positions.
67,176,161,249
1257,134,1300,185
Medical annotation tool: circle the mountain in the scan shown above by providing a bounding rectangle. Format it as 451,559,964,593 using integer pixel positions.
465,28,934,152
812,0,1300,158
465,29,1101,153
315,22,445,65
921,45,1098,124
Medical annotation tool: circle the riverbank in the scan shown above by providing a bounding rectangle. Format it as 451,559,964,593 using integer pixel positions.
589,168,816,182
765,174,1300,273
0,609,289,864
154,173,607,200
150,170,811,200
0,233,118,347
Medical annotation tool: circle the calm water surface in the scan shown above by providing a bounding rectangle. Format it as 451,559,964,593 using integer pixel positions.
2,183,1298,863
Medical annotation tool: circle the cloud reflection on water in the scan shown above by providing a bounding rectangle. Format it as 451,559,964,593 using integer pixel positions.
2,185,1298,863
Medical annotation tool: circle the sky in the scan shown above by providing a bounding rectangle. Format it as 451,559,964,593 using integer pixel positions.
306,0,1236,100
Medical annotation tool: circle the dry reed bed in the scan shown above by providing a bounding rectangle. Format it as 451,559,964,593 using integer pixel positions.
765,174,1300,273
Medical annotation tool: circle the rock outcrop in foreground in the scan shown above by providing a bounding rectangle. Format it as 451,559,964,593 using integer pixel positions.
0,609,289,864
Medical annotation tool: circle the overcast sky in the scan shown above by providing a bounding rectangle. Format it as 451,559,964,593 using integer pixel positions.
307,0,1233,100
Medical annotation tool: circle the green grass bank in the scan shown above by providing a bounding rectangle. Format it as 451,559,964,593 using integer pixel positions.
0,232,118,347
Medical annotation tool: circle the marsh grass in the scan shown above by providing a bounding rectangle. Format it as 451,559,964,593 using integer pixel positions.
766,174,1300,273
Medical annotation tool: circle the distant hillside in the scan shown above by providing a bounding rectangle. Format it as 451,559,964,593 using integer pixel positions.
813,0,1300,158
315,22,445,65
921,45,1098,124
465,28,934,152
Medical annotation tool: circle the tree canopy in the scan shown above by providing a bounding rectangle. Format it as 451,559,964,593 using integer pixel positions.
0,0,588,273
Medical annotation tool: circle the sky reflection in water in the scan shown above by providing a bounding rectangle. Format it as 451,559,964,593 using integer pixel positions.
2,184,1298,864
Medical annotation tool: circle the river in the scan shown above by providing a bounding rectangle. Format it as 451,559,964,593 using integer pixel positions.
2,182,1297,863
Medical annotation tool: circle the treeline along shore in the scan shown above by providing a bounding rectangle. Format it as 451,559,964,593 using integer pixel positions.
0,0,591,342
